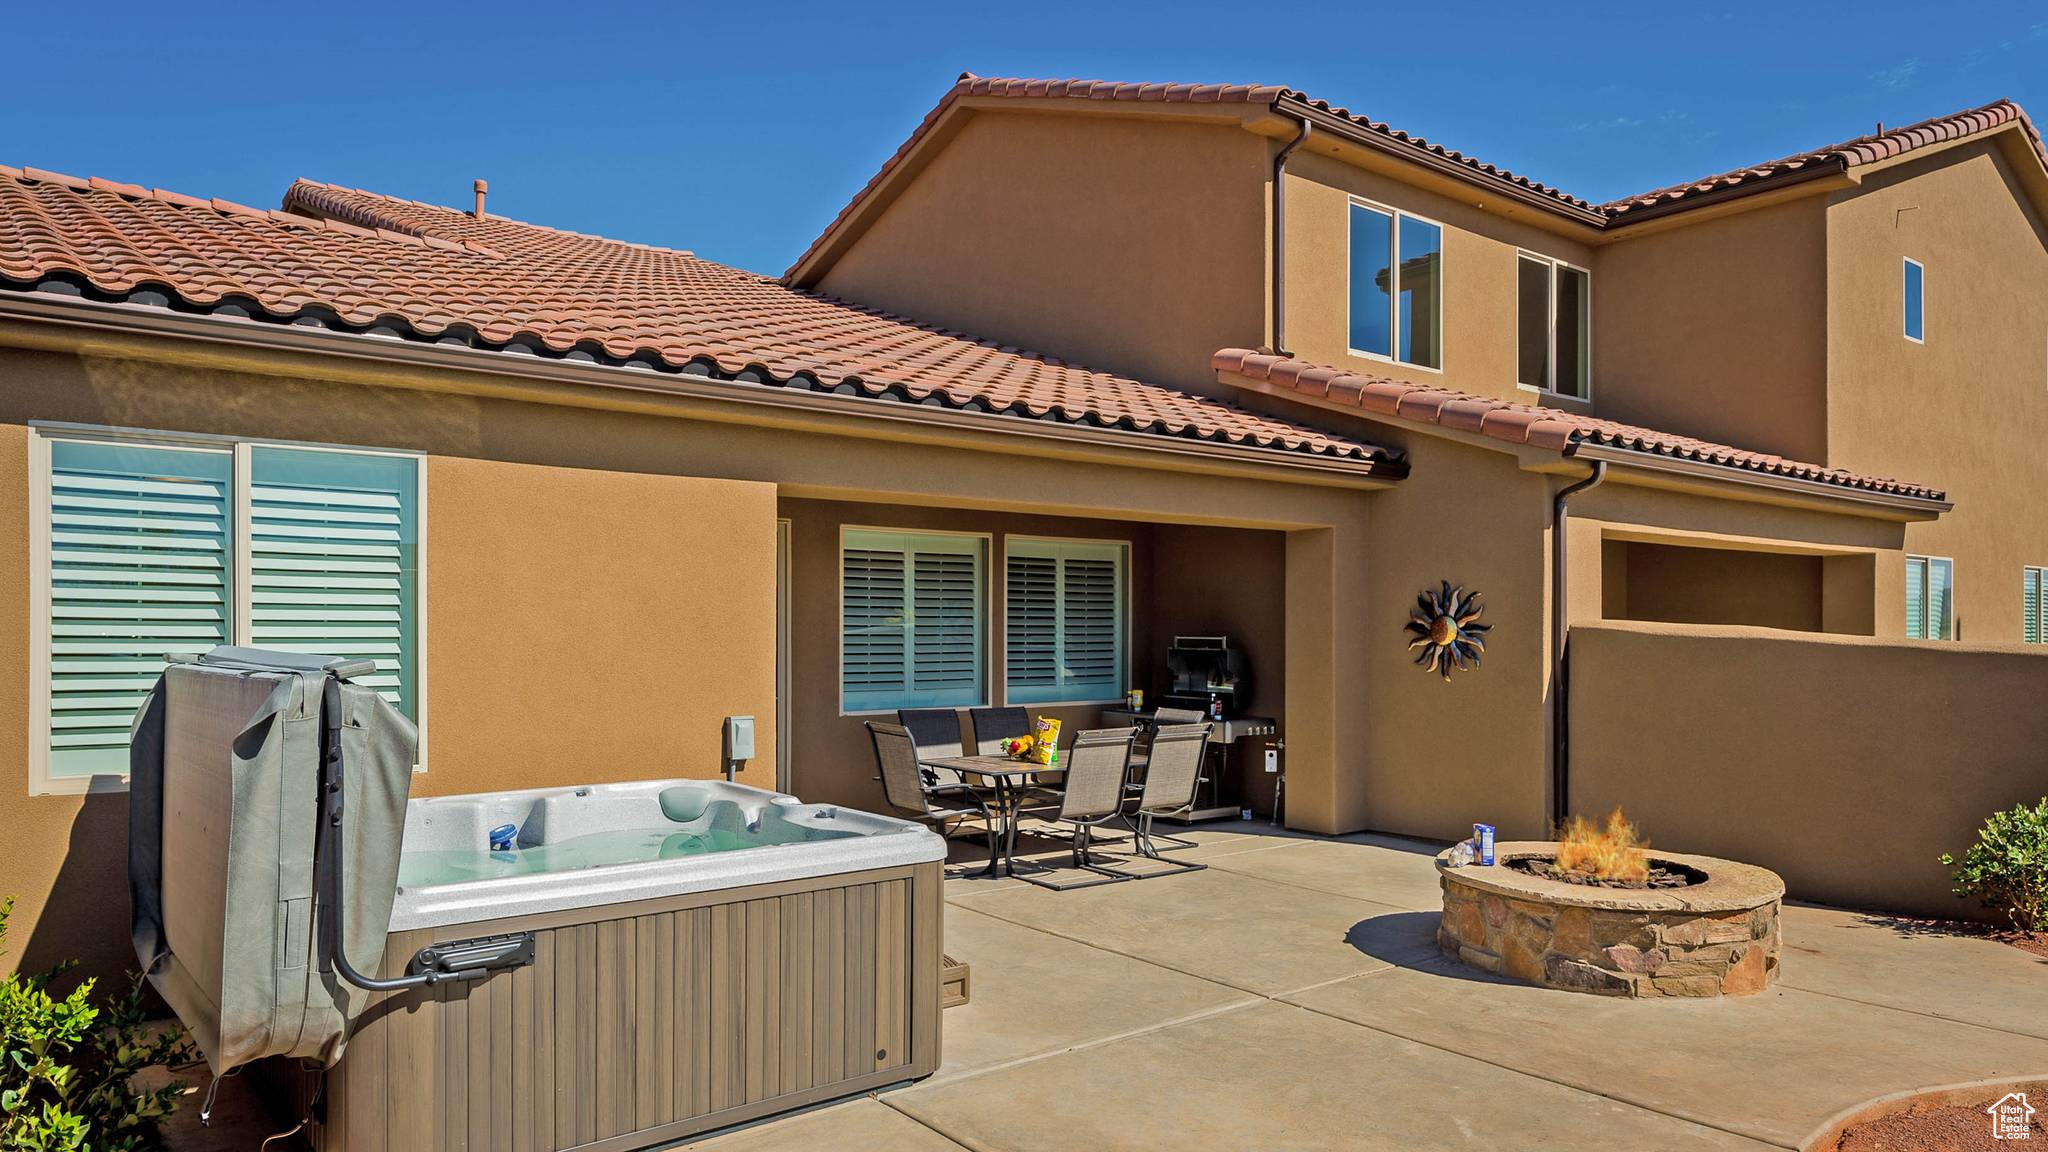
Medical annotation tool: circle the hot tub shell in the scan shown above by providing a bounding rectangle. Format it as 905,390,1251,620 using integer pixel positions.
282,780,947,1152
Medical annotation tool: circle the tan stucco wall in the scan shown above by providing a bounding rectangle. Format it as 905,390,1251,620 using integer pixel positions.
420,458,779,798
1280,148,1597,405
1593,198,1832,463
1826,141,2048,642
1572,620,2048,919
813,109,1270,395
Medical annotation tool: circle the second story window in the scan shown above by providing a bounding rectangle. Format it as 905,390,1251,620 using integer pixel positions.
1349,200,1442,370
1903,258,1925,342
2026,567,2047,644
1517,254,1591,399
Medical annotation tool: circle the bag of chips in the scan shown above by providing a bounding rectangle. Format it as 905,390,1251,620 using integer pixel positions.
1026,716,1062,765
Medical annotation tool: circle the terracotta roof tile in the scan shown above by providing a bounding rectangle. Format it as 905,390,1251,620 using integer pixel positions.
0,166,1393,467
788,77,2043,272
1213,349,1944,501
1601,99,2044,220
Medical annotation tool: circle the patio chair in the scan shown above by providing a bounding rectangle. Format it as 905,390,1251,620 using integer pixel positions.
966,706,1031,756
968,705,1063,790
898,708,967,786
1125,707,1211,849
866,721,1000,878
1123,722,1212,877
1015,727,1138,891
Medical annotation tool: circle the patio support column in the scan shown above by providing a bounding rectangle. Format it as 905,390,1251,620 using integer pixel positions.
1283,520,1372,834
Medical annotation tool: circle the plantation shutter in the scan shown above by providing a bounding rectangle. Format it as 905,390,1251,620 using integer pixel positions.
1005,540,1126,705
45,441,233,780
248,447,420,718
841,531,983,710
1905,556,1927,639
2026,568,2044,644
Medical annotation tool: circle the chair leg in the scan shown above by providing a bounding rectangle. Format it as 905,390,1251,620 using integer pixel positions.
1015,821,1135,891
1129,813,1207,878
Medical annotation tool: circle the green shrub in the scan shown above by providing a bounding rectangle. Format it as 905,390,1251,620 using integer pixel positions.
0,898,194,1151
1941,797,2048,934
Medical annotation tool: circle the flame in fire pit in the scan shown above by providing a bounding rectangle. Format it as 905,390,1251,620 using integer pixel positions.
1554,808,1649,884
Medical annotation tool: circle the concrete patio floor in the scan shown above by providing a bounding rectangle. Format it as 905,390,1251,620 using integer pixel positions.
681,822,2048,1152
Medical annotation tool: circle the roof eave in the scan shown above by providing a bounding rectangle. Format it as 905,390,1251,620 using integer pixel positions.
1272,94,1609,231
1562,441,1951,522
0,289,1405,489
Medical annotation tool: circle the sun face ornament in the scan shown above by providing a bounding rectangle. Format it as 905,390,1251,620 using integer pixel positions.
1406,581,1490,681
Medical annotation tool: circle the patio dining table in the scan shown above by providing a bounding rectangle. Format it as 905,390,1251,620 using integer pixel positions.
920,754,1056,876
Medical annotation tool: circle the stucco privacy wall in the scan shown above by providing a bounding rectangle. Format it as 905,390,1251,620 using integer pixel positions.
813,108,1270,397
1570,620,2048,920
1826,140,2048,643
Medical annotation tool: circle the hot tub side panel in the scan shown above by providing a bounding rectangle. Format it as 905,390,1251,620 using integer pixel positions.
310,860,942,1152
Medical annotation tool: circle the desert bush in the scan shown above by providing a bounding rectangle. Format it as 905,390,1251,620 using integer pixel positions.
0,898,194,1151
1941,797,2048,934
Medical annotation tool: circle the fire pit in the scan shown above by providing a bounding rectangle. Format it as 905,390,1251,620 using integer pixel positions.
1436,815,1784,998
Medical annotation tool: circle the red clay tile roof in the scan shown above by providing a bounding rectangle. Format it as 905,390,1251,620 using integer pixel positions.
789,76,2044,277
0,164,1394,467
1212,349,1945,502
1601,99,2045,220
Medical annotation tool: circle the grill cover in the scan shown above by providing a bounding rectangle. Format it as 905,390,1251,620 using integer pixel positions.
129,646,415,1073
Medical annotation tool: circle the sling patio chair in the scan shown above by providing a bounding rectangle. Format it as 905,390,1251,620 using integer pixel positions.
866,721,1001,878
1125,707,1211,850
1122,722,1212,877
1013,727,1139,891
897,707,969,787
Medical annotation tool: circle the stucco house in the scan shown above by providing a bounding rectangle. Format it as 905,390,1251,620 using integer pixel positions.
0,76,2043,988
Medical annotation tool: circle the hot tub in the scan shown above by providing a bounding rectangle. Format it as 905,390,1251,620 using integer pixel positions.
296,778,948,1152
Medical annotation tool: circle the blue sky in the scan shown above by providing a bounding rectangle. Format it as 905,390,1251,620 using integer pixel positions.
9,3,2044,275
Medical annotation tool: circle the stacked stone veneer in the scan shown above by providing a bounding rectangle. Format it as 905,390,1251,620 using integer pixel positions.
1436,846,1783,998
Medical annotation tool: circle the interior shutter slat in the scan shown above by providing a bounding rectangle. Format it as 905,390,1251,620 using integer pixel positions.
46,440,232,780
248,447,419,717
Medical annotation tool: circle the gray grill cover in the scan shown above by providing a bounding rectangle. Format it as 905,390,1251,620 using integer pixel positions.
129,646,415,1073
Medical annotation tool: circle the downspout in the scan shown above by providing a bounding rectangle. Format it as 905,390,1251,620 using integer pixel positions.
1271,118,1312,356
1550,458,1607,829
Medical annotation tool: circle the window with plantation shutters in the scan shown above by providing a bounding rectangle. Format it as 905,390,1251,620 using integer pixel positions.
248,447,420,717
2025,567,2047,644
42,441,233,782
1905,554,1954,641
32,431,424,794
1005,539,1126,705
840,530,985,711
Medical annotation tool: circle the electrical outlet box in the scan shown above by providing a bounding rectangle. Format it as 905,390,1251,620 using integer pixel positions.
1264,747,1279,774
723,715,756,762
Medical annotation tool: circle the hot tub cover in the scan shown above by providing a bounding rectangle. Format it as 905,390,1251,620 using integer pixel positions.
129,646,416,1073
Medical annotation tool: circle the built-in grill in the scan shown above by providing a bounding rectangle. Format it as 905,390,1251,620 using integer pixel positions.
1109,635,1284,822
1160,635,1251,718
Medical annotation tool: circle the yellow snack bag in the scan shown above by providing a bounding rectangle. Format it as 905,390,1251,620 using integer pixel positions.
1026,716,1062,765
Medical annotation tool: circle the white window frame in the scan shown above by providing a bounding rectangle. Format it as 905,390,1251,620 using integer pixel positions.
1904,553,1954,642
836,526,991,716
1000,534,1132,708
1345,197,1446,373
2025,565,2047,645
1515,251,1594,401
1903,257,1926,344
29,423,428,795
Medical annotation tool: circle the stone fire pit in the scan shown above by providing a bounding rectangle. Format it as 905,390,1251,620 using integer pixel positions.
1436,842,1784,998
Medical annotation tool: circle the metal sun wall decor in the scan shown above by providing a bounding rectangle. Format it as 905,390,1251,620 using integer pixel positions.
1406,581,1490,681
